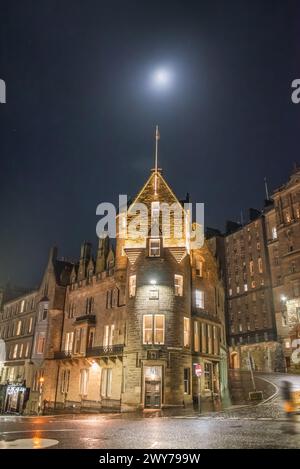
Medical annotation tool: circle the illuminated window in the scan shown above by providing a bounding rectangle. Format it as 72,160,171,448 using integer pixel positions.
285,340,291,349
143,315,153,344
36,333,45,354
28,317,33,333
236,286,240,294
272,227,277,239
74,328,82,354
20,299,25,313
60,369,70,394
251,280,256,289
194,321,200,352
33,369,44,391
103,325,114,347
229,288,232,296
286,211,291,223
149,238,160,257
129,275,136,297
143,315,165,345
249,260,254,276
13,344,18,358
154,315,165,344
64,332,74,352
16,320,22,336
101,368,112,398
195,290,204,308
174,274,183,296
79,369,89,396
25,342,30,358
184,317,190,347
244,283,248,292
19,343,23,358
258,257,263,273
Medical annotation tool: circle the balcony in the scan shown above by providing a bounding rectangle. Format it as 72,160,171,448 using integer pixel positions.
73,314,96,325
54,350,72,359
86,344,124,358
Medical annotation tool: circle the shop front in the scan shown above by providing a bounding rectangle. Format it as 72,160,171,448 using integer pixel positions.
0,384,30,414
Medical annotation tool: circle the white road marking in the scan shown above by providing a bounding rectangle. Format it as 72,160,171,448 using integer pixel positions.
0,429,80,434
0,438,59,449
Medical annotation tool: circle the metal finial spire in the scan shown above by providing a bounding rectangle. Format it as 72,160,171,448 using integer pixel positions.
155,125,160,172
154,125,160,195
264,177,270,200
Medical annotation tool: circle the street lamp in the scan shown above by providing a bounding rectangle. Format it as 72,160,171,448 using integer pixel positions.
280,295,288,327
38,376,44,415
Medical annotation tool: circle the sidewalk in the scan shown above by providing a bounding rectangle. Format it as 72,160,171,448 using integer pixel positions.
0,371,276,420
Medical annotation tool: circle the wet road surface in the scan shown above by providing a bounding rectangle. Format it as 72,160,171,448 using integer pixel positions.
0,372,300,449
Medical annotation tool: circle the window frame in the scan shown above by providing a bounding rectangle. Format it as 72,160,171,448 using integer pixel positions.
174,274,183,296
149,238,160,257
184,317,190,348
129,274,136,298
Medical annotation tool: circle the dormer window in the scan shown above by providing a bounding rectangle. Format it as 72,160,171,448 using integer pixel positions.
38,301,49,322
149,238,160,257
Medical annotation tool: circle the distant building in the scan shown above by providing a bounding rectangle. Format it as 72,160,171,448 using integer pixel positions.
264,166,300,369
217,167,300,373
219,211,283,372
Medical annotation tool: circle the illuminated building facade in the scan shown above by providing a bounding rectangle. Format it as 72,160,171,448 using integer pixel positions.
0,168,228,413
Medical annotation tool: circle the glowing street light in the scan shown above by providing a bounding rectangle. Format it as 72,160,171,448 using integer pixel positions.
281,295,287,302
150,279,157,285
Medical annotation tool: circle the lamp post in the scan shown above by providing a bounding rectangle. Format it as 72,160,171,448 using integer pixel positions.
280,294,288,327
38,376,44,415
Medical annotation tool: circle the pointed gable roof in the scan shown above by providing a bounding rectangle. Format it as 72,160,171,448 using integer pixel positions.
124,171,188,249
128,171,184,213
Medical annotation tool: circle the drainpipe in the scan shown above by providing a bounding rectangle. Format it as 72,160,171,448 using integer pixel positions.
54,362,60,411
54,287,67,409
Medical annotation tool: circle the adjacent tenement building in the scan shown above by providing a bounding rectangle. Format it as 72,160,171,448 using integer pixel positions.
264,168,300,368
0,249,72,413
220,212,283,372
220,167,300,372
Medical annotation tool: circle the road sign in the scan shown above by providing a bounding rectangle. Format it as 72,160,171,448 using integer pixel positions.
194,363,202,377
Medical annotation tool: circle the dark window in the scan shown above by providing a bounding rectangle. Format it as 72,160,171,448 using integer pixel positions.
183,368,190,394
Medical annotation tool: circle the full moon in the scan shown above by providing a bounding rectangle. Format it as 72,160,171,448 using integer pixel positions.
152,68,172,88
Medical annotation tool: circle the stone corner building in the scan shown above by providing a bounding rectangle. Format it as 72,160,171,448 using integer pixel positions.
0,169,228,414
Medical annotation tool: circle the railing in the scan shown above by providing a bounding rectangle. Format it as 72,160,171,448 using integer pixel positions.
86,344,124,357
53,350,72,359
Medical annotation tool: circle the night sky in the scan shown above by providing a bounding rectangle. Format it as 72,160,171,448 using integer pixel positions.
0,0,299,288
